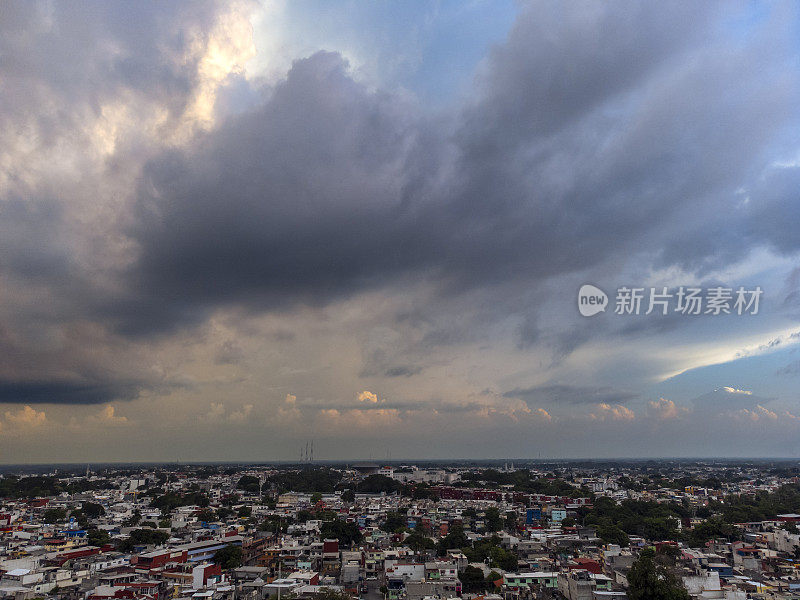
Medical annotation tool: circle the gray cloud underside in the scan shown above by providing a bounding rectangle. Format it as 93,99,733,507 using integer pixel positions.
503,384,638,407
0,379,144,405
1,1,800,404
115,3,799,333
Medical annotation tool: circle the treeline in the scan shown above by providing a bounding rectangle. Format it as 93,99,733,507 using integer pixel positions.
116,528,170,552
459,469,590,498
149,490,211,511
0,476,114,498
583,497,744,548
266,470,433,498
709,483,800,523
267,468,343,493
582,497,688,547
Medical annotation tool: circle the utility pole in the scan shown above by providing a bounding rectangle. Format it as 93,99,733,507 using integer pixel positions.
277,558,282,600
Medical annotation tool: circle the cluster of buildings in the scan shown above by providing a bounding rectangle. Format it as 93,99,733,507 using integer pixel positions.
0,463,797,600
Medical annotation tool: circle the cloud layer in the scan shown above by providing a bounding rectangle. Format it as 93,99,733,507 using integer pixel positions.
0,0,799,460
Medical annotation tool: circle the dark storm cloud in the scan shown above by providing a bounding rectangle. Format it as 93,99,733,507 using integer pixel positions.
0,1,234,403
109,1,800,344
110,51,442,334
0,197,73,284
359,362,423,379
0,0,232,293
1,0,799,413
383,365,423,378
503,384,638,406
0,379,143,405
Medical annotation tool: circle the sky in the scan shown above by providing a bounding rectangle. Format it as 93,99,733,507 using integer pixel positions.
1,0,800,463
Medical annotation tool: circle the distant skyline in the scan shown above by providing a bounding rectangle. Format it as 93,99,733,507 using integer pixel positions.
1,1,800,462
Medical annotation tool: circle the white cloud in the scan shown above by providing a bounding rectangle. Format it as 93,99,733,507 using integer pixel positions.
4,406,47,428
357,390,380,404
89,405,129,426
647,398,687,420
591,403,635,421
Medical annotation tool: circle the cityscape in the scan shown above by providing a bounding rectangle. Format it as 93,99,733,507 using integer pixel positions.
3,1,800,600
0,461,799,600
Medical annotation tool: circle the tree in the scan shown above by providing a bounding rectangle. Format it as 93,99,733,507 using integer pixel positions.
484,507,503,532
268,468,342,493
116,528,169,552
311,492,323,504
489,546,517,572
412,483,436,500
505,511,518,531
627,548,690,600
217,507,234,520
150,491,210,512
123,509,142,527
213,544,243,570
459,566,486,593
87,528,110,547
237,476,261,494
82,502,106,518
43,508,67,523
357,475,402,494
687,518,737,547
381,512,407,533
70,510,89,529
405,531,436,552
312,589,353,600
436,523,468,556
260,515,290,533
486,571,502,588
782,521,799,534
320,519,362,546
196,509,217,523
341,489,355,503
596,521,630,547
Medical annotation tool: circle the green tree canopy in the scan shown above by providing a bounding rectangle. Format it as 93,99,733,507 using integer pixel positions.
237,475,262,494
82,502,105,518
320,519,362,547
459,566,486,593
116,528,169,552
381,512,407,533
405,531,436,552
213,544,243,570
436,523,469,556
627,548,690,600
87,528,111,547
357,475,402,494
43,508,67,523
484,507,503,532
